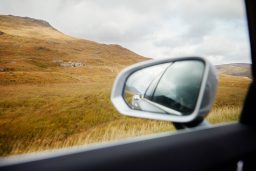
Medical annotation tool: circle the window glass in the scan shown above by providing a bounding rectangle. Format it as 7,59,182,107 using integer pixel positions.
0,0,251,156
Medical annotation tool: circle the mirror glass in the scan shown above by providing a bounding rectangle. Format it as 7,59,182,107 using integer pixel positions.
124,60,205,116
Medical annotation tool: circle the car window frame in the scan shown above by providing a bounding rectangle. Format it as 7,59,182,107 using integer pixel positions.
0,0,255,170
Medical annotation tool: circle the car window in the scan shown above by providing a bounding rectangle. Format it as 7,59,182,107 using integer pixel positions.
0,0,251,156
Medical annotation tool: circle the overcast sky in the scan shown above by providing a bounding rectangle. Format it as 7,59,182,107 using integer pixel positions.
0,0,251,64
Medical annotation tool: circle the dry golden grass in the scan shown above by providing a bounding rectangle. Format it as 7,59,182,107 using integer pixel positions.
0,74,251,156
207,106,242,124
0,82,174,156
0,15,252,156
8,118,174,155
206,74,251,124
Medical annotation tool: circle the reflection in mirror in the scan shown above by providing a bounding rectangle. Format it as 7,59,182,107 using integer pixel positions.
123,60,205,116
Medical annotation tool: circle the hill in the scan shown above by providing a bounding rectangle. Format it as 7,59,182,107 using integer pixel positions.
216,63,252,78
0,15,145,84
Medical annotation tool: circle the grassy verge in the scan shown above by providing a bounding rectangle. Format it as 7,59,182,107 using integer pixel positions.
0,73,251,156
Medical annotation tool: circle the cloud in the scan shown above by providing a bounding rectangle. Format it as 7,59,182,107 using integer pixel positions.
0,0,251,64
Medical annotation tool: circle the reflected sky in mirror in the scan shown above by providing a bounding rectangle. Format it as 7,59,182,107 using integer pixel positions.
125,63,170,95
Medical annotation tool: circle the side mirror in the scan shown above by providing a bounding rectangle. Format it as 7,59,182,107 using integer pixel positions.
111,57,218,123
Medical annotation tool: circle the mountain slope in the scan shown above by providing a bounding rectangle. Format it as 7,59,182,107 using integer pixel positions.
0,15,145,74
216,63,252,78
0,15,146,84
0,15,73,40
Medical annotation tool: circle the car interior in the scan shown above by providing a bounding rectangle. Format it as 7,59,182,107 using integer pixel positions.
0,0,255,171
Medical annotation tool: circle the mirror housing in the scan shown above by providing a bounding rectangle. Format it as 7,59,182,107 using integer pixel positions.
111,57,218,123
